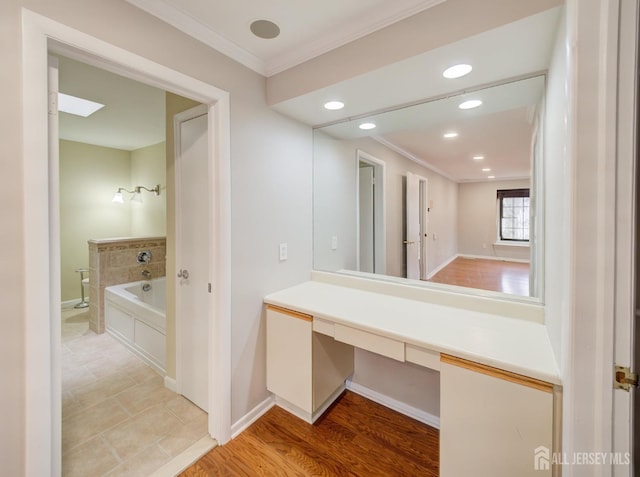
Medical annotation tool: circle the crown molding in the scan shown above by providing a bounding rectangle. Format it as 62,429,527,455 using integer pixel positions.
126,0,267,75
265,0,446,76
127,0,446,78
372,136,458,183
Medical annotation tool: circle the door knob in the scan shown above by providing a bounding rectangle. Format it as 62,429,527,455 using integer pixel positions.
403,240,416,245
177,269,189,279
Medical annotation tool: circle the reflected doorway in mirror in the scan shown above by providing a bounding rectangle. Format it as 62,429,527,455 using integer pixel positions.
356,150,386,275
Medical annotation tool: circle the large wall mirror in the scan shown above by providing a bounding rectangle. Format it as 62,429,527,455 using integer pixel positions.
311,5,563,301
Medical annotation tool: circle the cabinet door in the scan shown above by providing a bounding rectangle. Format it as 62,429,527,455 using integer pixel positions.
266,306,313,412
440,356,554,477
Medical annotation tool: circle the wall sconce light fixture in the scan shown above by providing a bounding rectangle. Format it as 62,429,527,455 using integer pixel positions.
112,185,161,203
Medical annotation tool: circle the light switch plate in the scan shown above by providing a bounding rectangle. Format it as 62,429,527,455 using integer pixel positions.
331,236,338,250
279,243,288,261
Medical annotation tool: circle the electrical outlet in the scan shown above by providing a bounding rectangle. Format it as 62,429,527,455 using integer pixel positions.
331,236,338,250
279,243,288,261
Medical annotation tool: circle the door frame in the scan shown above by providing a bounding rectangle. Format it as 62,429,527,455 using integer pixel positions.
22,10,232,475
613,0,639,469
355,149,386,274
174,104,210,408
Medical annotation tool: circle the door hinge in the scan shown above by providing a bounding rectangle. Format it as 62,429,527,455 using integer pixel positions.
208,283,212,293
614,365,638,391
48,91,58,115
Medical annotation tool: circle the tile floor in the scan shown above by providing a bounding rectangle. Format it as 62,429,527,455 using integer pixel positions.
61,306,208,476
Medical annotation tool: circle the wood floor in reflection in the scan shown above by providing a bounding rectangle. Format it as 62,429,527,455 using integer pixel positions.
180,391,439,476
428,257,530,296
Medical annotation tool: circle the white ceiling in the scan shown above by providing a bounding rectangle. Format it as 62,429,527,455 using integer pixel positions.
272,7,559,126
126,0,446,76
58,1,562,182
58,56,165,151
318,75,545,182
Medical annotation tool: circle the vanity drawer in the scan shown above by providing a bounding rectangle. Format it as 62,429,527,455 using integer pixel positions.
406,344,440,371
334,324,404,362
312,317,334,337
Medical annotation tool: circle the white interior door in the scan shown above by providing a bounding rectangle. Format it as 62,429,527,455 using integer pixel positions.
176,106,210,412
358,164,375,273
419,179,429,280
405,172,420,280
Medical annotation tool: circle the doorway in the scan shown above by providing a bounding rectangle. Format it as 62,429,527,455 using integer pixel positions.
405,171,429,280
356,150,386,275
22,12,232,475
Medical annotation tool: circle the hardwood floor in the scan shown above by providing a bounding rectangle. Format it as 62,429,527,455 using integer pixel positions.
181,391,439,476
428,257,530,296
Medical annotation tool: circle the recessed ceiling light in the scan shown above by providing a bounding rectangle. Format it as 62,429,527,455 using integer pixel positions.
443,64,473,79
359,122,376,130
459,99,483,110
482,168,491,172
58,93,104,117
488,175,496,179
250,19,280,39
473,155,485,160
324,101,344,111
443,132,458,139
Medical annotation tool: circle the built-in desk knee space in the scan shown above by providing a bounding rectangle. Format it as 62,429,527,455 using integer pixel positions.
266,305,354,423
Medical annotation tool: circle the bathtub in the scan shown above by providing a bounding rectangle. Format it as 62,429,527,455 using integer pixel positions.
105,277,166,373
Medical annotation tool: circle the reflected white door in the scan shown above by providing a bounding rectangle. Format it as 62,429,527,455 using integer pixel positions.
176,107,209,412
419,179,429,280
405,172,420,280
359,165,375,273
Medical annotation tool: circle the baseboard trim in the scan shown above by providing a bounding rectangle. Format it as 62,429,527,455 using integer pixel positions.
426,254,457,279
346,380,440,429
231,395,275,439
457,253,530,264
164,376,177,393
149,435,216,477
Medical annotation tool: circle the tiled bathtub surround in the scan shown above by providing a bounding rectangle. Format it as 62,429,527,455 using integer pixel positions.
89,237,166,333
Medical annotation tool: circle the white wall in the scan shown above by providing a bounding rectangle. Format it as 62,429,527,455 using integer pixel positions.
313,130,358,272
458,179,531,261
543,6,570,373
130,141,167,237
351,350,440,419
59,140,132,301
314,132,458,278
59,140,167,302
229,101,312,423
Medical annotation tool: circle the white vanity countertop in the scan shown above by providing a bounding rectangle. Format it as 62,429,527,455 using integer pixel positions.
264,281,561,385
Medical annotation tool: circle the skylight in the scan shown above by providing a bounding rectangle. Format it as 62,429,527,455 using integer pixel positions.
58,93,105,117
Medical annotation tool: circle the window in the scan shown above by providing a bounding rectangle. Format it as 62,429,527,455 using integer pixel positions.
497,189,530,241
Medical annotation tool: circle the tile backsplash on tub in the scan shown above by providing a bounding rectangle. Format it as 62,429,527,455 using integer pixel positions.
88,237,166,333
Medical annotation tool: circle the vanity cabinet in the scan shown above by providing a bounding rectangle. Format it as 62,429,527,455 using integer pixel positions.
266,305,354,423
440,354,554,477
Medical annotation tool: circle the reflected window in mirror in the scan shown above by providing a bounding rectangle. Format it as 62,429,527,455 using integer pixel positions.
497,188,531,242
